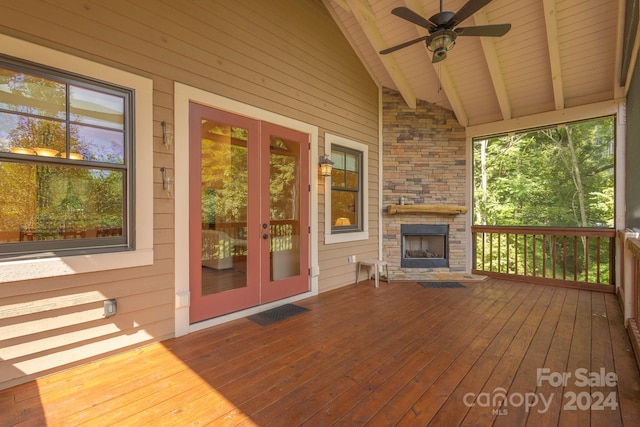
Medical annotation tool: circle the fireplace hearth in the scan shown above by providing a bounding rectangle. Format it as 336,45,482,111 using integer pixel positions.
401,224,449,268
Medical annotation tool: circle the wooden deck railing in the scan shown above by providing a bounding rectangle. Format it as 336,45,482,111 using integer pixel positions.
628,237,640,368
472,225,616,292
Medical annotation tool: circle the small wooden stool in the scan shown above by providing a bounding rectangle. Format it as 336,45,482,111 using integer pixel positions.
356,259,390,288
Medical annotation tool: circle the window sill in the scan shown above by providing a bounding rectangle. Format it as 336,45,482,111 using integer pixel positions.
324,231,369,245
0,249,154,283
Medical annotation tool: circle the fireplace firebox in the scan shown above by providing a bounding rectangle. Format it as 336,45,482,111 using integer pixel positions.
401,224,449,268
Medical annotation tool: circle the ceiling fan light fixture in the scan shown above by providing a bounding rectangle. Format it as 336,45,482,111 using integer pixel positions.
427,30,457,53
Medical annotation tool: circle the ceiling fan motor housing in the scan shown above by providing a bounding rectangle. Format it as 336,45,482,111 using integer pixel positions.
429,11,455,28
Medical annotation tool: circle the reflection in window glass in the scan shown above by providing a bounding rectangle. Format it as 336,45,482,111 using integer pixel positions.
0,162,124,243
1,113,67,156
70,86,124,130
73,125,125,163
0,68,66,118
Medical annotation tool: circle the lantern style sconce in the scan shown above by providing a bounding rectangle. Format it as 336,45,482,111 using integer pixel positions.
319,154,334,177
161,121,173,150
160,167,174,195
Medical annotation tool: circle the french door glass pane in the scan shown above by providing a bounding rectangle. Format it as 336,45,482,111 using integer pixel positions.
269,135,301,281
200,120,249,295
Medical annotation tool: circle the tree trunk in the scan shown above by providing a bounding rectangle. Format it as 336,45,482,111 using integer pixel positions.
565,128,588,227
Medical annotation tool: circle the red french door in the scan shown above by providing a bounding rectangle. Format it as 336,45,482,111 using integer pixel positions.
189,103,309,323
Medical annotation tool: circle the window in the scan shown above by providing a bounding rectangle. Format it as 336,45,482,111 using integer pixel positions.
331,146,362,232
324,133,368,244
0,34,152,282
0,57,132,257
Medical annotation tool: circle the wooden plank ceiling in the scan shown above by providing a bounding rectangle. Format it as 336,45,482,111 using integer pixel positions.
323,0,625,127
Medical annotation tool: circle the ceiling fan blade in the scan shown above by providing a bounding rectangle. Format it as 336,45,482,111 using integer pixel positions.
450,0,494,27
391,7,436,30
455,23,511,37
380,35,429,55
432,51,447,63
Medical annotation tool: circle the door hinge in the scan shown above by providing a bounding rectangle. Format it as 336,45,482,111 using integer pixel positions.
308,226,311,234
308,184,311,192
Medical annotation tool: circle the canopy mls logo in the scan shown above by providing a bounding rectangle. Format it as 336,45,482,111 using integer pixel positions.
463,368,619,415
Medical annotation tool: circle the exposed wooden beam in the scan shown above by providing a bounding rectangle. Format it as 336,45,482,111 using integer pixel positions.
404,0,468,126
624,0,640,95
542,0,564,110
466,99,622,139
332,0,350,12
474,9,511,120
614,0,626,99
345,0,417,109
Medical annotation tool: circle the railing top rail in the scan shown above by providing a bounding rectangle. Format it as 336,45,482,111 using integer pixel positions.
471,225,616,237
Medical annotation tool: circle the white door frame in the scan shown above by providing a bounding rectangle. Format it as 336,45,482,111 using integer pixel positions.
174,82,319,336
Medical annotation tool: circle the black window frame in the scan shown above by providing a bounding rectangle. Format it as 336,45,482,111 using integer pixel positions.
0,55,135,260
330,144,363,234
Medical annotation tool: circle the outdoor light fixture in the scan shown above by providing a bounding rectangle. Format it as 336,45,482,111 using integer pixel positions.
160,167,174,195
319,154,334,177
427,29,457,61
161,121,173,150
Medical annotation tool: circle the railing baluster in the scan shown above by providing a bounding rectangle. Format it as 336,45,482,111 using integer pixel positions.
585,236,589,284
513,233,520,275
573,236,578,282
542,234,547,278
524,234,528,276
552,235,557,279
596,236,601,284
563,236,567,280
489,232,494,272
610,237,615,285
506,233,511,274
498,232,502,273
533,234,537,277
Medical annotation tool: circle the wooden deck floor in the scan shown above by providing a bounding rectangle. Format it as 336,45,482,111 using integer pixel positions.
1,278,640,426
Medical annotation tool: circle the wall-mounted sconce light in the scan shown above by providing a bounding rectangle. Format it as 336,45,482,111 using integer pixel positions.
319,154,334,177
160,167,174,195
161,121,173,150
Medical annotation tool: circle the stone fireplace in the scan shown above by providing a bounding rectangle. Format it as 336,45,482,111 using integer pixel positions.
382,88,468,280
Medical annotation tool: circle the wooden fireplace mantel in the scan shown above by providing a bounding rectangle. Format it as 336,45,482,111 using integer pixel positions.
387,205,468,215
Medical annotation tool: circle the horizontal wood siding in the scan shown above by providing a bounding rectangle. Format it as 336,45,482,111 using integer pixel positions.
0,0,379,389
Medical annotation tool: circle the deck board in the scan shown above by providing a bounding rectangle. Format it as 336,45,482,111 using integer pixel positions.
1,278,639,426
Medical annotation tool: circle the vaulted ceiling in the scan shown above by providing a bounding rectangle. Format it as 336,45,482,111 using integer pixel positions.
323,0,628,129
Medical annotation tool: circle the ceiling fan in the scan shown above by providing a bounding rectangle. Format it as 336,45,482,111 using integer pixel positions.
379,0,511,63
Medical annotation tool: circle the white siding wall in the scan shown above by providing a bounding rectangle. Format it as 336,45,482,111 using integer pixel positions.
0,0,379,389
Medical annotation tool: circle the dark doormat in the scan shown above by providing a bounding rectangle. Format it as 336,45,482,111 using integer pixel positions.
418,281,466,289
248,303,310,326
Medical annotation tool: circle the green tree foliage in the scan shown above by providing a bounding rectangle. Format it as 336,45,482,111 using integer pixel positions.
474,117,614,227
